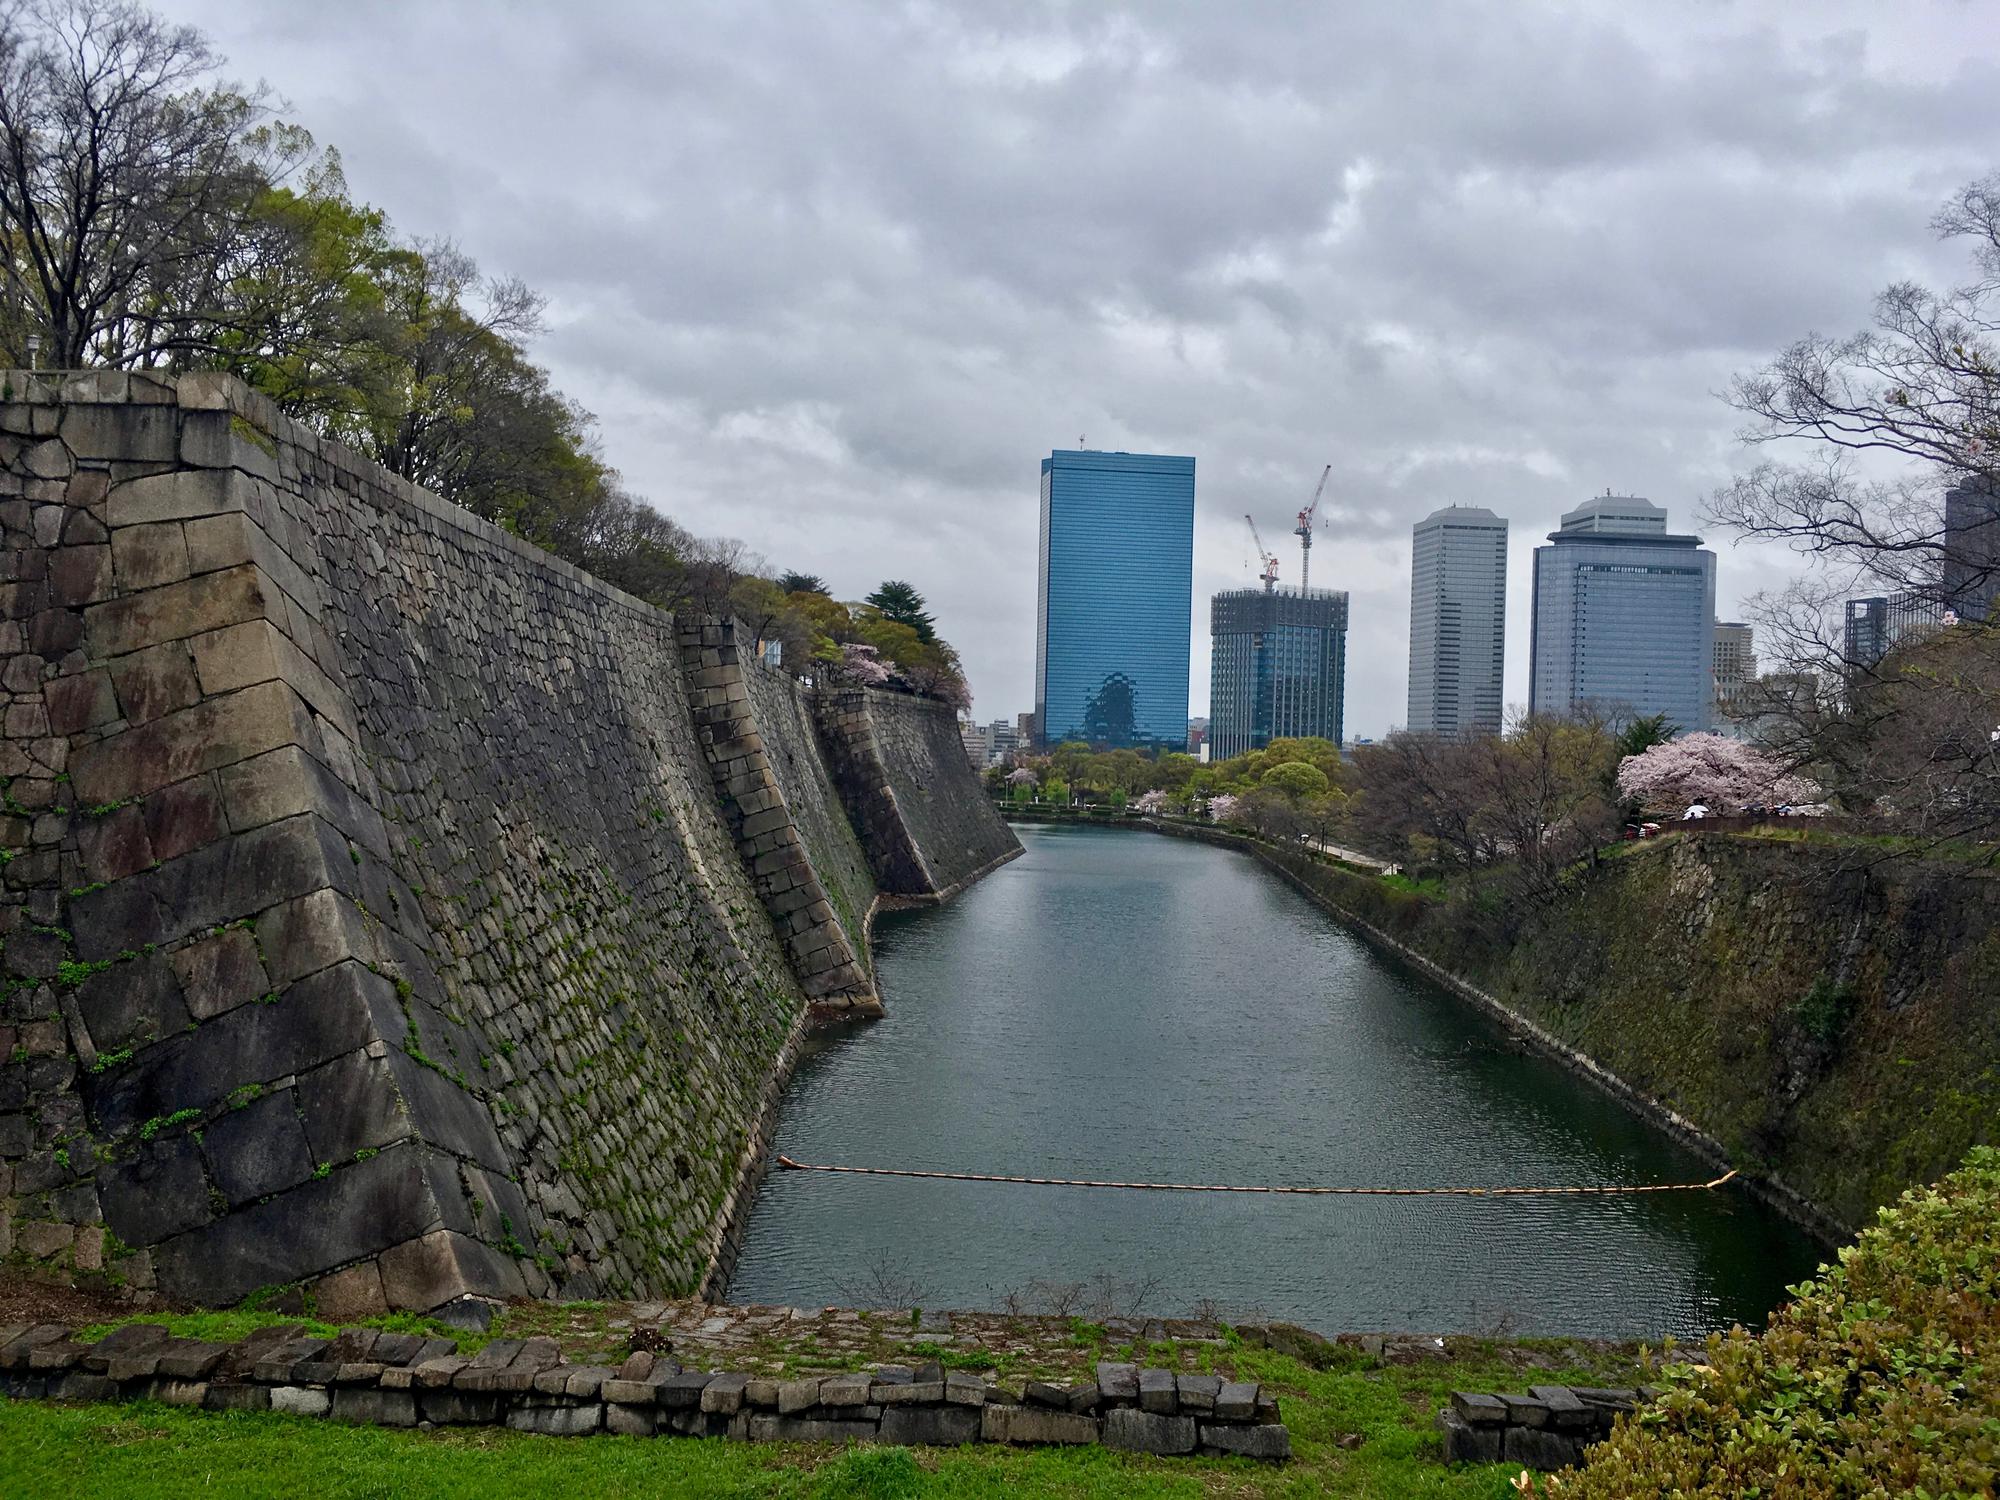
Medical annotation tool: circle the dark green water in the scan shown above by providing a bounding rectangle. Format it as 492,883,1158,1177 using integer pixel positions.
729,823,1824,1336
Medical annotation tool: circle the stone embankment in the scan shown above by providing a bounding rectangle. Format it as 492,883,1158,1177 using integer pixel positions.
0,1319,1288,1460
1438,1383,1653,1470
0,370,1018,1314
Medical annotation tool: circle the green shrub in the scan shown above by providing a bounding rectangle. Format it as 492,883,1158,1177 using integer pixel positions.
1562,1146,2000,1497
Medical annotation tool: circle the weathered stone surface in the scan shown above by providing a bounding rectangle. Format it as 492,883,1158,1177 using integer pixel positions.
982,1404,1099,1445
775,1377,822,1415
1096,1361,1139,1405
1438,1407,1502,1463
746,1414,878,1444
1504,1425,1583,1469
1215,1381,1260,1421
1451,1391,1510,1426
700,1371,748,1415
269,1386,332,1418
1199,1421,1291,1461
507,1402,602,1435
1102,1407,1197,1455
168,927,270,1021
1499,1392,1551,1429
1531,1384,1594,1430
331,1387,418,1427
1175,1373,1221,1413
875,1404,980,1445
1138,1367,1178,1414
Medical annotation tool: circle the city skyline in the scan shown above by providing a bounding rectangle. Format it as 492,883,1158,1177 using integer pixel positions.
1407,505,1508,736
157,3,2000,742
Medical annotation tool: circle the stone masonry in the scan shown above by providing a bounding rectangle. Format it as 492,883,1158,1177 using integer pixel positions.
0,1321,1290,1461
1438,1383,1653,1469
676,619,878,1017
0,372,1017,1313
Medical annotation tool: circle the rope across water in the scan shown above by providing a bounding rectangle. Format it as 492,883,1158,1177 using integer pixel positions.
774,1156,1740,1197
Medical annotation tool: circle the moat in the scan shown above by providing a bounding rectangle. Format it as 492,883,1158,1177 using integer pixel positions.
730,823,1822,1336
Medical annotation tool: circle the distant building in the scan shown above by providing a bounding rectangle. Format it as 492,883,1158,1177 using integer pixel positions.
1407,505,1507,735
1185,717,1208,757
1713,621,1755,714
1943,475,2000,622
958,718,1022,769
1529,494,1716,731
1016,710,1038,751
1208,587,1348,760
1035,449,1195,749
1843,591,1948,673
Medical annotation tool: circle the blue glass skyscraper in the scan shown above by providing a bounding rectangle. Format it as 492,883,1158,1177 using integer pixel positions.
1035,450,1195,749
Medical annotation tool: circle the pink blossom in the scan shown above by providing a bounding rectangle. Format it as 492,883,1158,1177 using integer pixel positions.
837,642,892,686
1616,732,1821,811
1134,789,1170,814
1208,793,1242,824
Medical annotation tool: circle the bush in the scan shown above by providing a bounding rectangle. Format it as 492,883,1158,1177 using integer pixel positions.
1561,1146,2000,1497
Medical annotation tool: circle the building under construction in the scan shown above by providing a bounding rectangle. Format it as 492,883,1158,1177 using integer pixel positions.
1208,586,1349,760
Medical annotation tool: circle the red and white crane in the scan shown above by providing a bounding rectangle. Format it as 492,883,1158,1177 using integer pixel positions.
1295,464,1331,593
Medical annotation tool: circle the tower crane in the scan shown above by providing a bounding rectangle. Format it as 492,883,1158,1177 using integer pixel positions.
1295,464,1331,593
1244,514,1280,592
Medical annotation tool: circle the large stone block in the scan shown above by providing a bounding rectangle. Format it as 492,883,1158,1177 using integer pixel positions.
111,522,191,592
107,641,200,725
106,470,254,529
43,667,116,734
258,888,375,985
298,1050,410,1162
98,1134,212,1248
75,952,189,1053
202,1088,315,1203
1198,1422,1290,1461
168,927,270,1020
84,562,275,660
70,679,312,804
149,1146,448,1306
378,1228,525,1312
981,1404,1098,1445
1504,1425,1584,1470
61,402,179,463
1102,1407,1197,1455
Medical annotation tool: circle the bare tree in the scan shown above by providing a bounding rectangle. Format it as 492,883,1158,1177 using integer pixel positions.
0,0,277,366
1707,173,2000,841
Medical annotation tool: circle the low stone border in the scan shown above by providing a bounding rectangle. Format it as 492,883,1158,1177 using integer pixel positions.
0,1323,1289,1460
1437,1384,1654,1468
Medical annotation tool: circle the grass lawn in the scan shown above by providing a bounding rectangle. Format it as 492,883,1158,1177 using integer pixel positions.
0,1331,1653,1498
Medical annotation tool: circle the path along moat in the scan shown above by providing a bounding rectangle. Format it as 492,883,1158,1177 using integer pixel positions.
730,823,1822,1337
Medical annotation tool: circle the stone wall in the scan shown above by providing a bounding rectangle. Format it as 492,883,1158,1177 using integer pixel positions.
816,686,1021,901
0,1321,1290,1461
1437,1383,1649,1469
0,372,1016,1312
735,644,879,973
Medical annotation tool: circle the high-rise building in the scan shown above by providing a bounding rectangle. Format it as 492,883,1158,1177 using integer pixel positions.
1407,505,1507,735
1208,587,1348,759
1843,591,1948,673
1035,449,1195,749
1529,494,1716,731
1942,475,2000,622
1714,621,1754,703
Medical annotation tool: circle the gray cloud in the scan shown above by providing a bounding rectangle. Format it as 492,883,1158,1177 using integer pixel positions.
173,0,2000,734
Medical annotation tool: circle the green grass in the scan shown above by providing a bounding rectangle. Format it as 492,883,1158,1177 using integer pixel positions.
0,1335,1648,1498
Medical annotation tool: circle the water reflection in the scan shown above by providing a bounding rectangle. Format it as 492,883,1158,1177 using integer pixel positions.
730,823,1823,1336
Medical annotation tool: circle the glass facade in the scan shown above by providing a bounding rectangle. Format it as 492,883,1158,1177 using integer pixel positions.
1407,505,1507,735
1209,587,1347,758
1035,450,1195,749
1529,497,1716,731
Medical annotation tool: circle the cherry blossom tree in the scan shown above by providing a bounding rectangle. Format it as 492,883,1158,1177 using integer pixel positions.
1207,793,1242,825
835,641,891,686
1133,789,1169,815
1616,733,1822,811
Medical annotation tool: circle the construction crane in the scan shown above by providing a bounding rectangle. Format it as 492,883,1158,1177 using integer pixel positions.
1295,464,1331,593
1243,515,1280,592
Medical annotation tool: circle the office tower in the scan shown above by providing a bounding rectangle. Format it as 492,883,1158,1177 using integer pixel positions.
1713,621,1754,710
1035,449,1195,748
1208,586,1348,759
1529,494,1716,731
1407,505,1507,735
1942,475,2000,622
1843,591,1948,672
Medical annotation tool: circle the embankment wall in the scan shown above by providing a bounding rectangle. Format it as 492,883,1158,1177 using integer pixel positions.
1152,820,1999,1234
0,372,1017,1312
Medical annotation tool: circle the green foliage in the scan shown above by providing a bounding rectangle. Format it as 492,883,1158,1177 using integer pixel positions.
1260,761,1330,799
1566,1146,2000,1497
863,580,936,642
1794,975,1858,1045
776,570,828,595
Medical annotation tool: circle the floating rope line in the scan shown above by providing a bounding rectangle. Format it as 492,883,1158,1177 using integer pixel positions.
775,1156,1739,1198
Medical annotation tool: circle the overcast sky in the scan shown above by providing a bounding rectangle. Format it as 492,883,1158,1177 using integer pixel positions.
168,1,2000,736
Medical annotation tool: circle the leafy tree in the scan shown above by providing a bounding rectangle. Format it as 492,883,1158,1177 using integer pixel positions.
1614,713,1679,761
864,579,935,642
1261,761,1330,798
776,570,827,595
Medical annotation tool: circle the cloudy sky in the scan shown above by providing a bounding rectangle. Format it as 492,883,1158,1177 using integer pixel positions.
169,1,2000,736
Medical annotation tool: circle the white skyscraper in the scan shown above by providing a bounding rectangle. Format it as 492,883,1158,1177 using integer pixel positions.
1529,495,1717,731
1407,505,1508,735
